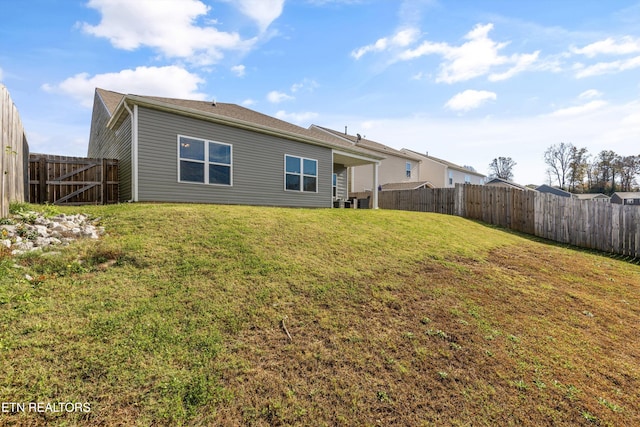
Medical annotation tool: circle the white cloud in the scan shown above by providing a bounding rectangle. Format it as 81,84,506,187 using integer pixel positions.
42,66,206,107
233,0,285,32
81,0,252,65
242,98,258,106
291,78,319,93
275,110,319,124
488,51,540,82
351,28,420,59
572,36,640,57
231,65,246,77
548,100,608,117
0,66,4,82
579,89,602,99
574,55,640,78
267,90,294,103
445,89,496,112
396,23,539,83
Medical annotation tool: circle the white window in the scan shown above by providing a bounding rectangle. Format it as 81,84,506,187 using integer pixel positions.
448,171,453,185
285,155,317,192
464,174,471,184
406,162,412,178
333,173,338,198
178,135,232,185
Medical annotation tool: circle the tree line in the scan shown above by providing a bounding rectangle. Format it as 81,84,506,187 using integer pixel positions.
544,143,640,194
487,145,640,195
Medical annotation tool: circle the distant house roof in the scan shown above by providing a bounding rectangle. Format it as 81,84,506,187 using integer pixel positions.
401,149,486,177
95,89,383,163
310,125,421,160
381,181,434,191
535,184,574,198
574,193,609,200
485,177,533,191
611,192,640,199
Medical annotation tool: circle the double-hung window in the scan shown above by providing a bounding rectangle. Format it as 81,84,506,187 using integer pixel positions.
285,155,317,192
178,135,232,186
406,162,412,178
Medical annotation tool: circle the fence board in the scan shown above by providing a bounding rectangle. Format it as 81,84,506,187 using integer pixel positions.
1,84,28,217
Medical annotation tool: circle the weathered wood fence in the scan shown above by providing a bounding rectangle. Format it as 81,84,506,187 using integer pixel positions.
0,84,29,217
29,154,118,205
379,185,640,259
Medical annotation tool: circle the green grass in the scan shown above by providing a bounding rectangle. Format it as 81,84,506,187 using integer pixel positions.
1,203,639,426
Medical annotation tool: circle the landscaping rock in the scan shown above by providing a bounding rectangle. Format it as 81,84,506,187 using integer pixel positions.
1,211,104,255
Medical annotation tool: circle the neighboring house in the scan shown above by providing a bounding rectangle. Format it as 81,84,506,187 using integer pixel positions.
310,125,423,193
610,192,640,205
574,193,610,202
400,149,486,188
485,177,533,191
535,184,574,198
88,89,383,208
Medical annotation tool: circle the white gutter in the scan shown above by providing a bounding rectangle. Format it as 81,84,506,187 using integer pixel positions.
122,102,139,202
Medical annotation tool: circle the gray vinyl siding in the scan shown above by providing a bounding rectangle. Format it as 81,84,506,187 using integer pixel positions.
136,107,333,207
333,164,347,200
87,92,132,202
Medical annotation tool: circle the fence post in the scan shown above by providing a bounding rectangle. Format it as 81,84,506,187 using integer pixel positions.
38,156,47,204
101,158,108,205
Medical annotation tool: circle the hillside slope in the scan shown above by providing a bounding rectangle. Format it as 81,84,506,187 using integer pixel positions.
1,204,639,426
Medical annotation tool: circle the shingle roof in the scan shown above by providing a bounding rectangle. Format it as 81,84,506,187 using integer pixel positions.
310,125,422,160
95,88,383,160
97,88,124,115
612,192,640,198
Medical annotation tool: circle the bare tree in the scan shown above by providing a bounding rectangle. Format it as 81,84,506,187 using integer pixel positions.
567,146,589,192
544,142,573,190
619,155,640,191
488,157,516,181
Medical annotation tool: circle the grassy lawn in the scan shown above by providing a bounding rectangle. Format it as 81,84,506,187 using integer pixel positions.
1,203,639,426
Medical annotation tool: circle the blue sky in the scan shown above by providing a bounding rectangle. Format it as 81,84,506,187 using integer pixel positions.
1,0,639,185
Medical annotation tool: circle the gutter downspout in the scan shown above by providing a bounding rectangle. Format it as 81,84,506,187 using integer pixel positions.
123,102,139,202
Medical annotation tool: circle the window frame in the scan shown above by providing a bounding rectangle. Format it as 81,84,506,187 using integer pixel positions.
177,135,232,186
284,154,318,193
406,162,412,178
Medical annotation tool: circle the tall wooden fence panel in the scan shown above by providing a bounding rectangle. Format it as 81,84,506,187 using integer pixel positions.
29,154,118,205
379,184,639,259
0,84,28,217
378,188,457,215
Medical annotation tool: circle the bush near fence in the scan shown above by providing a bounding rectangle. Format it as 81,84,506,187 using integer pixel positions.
1,84,29,218
378,184,639,259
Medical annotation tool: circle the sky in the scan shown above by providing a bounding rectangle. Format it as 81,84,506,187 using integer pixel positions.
1,0,640,185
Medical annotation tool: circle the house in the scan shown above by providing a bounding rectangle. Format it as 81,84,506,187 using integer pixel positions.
309,125,424,193
610,192,640,205
485,177,533,191
574,193,610,202
400,149,486,188
87,89,383,208
535,184,574,198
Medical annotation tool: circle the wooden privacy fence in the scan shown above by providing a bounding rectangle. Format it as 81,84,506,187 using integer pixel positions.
29,154,118,205
379,184,640,259
1,84,29,217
